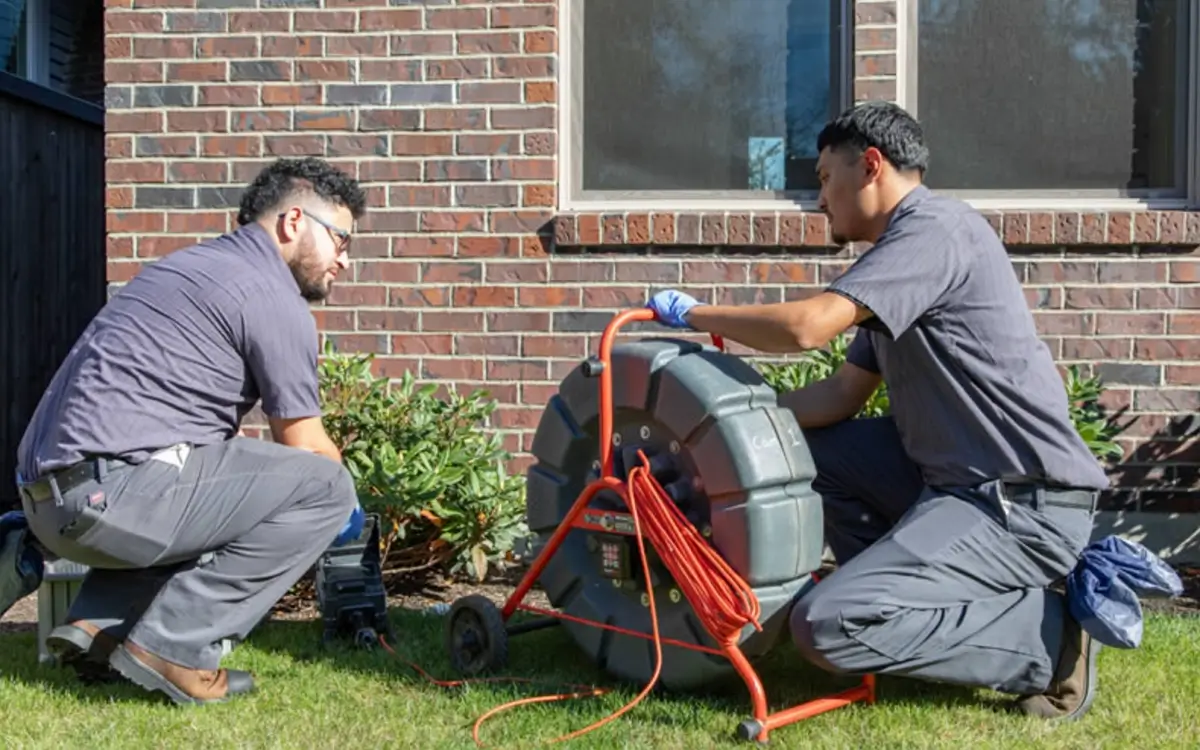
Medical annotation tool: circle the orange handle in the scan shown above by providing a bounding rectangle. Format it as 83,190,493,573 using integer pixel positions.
596,309,724,478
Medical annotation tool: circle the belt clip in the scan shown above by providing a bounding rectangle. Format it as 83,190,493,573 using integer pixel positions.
48,475,65,508
1032,486,1046,512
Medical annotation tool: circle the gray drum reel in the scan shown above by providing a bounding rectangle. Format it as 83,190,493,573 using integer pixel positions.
525,338,825,691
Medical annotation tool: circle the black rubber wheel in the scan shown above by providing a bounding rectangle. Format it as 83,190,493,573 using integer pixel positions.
735,718,767,744
445,594,509,675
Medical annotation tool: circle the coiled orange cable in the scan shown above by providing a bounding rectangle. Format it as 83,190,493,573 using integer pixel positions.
381,448,764,748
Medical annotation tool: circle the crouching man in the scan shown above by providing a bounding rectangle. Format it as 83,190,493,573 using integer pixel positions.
646,102,1107,721
15,157,365,705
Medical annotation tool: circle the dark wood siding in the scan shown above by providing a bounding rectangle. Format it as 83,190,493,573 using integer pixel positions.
0,72,105,511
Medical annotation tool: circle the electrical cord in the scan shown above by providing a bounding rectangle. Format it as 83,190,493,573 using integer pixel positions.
380,448,763,747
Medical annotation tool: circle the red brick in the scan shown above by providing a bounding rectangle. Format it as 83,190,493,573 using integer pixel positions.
1002,213,1029,244
455,335,519,356
625,214,649,244
423,359,484,381
326,285,387,307
701,214,726,244
199,36,260,58
1135,339,1200,360
428,8,488,29
488,311,550,332
108,260,143,282
523,336,584,358
1165,365,1200,385
106,187,133,209
1095,313,1164,336
1134,212,1159,243
1064,288,1135,309
1080,213,1107,244
230,11,290,32
1054,212,1080,244
358,9,420,30
392,334,453,356
1108,212,1133,244
356,261,419,284
803,214,829,246
453,286,517,307
107,11,163,33
357,311,419,331
1168,313,1200,334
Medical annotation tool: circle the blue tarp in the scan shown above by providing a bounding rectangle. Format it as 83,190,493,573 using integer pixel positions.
1066,535,1184,649
0,510,43,619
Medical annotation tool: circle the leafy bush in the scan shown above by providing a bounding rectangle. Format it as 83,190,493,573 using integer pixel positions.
753,334,1126,461
318,343,527,582
1063,364,1125,461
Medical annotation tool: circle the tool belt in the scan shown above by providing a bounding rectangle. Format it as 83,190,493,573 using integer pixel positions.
1003,483,1097,513
18,457,128,505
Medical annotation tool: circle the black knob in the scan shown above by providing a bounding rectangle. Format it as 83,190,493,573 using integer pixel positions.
582,356,605,377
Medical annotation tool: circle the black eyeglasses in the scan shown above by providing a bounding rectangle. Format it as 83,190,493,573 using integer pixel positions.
280,209,352,251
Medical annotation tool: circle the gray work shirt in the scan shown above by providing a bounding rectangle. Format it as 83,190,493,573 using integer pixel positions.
17,223,321,482
827,185,1109,491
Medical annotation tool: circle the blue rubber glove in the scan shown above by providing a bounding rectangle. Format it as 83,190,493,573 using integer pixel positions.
647,289,704,329
332,504,366,547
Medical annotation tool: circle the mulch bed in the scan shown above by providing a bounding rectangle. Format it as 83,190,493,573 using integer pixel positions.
6,563,1196,636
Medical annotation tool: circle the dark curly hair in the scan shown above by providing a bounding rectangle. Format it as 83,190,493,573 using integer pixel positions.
236,157,367,226
816,101,929,174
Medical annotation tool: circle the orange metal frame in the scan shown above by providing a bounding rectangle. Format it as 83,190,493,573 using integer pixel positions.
499,308,875,744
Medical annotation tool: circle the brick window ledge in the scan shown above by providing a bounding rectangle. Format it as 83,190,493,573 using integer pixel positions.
553,209,1200,249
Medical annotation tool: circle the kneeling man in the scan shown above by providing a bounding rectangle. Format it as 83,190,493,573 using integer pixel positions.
647,102,1106,721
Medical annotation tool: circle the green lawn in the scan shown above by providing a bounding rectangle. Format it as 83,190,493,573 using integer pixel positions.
1,608,1196,749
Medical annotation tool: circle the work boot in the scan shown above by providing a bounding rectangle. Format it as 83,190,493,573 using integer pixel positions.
108,641,255,706
45,620,122,684
1013,616,1100,721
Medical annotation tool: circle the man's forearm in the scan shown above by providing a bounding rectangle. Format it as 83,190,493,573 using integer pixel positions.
683,292,865,354
778,381,861,429
685,303,811,353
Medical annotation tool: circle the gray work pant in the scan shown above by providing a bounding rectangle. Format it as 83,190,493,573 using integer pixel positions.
21,437,357,670
790,417,1095,696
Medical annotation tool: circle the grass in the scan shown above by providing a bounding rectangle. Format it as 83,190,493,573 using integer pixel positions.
0,608,1197,749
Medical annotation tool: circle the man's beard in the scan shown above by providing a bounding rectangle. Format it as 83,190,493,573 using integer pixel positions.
289,237,332,302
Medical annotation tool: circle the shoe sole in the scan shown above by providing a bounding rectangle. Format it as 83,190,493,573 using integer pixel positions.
108,645,241,707
45,626,121,685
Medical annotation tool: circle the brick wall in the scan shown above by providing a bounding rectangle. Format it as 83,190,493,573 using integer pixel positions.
103,0,1200,515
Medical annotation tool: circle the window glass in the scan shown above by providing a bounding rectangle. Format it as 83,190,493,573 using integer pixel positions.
581,0,840,193
1,0,29,77
917,0,1189,194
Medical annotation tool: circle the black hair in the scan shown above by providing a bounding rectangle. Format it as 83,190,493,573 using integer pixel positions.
236,157,368,226
816,101,929,174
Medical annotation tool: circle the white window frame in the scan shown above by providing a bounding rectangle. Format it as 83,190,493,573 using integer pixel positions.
896,0,1200,211
558,0,856,212
4,0,50,86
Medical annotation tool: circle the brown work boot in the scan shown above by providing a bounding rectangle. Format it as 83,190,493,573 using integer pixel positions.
108,641,255,706
1013,617,1100,721
45,620,122,684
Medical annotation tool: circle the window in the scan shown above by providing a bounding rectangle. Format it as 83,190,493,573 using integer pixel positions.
562,0,851,207
1,0,104,107
905,0,1199,205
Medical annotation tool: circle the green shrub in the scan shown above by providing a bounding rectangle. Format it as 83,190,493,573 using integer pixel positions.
753,334,1126,461
1063,364,1125,461
318,343,527,582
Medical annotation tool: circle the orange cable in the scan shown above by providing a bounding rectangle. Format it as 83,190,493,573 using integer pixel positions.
380,448,763,748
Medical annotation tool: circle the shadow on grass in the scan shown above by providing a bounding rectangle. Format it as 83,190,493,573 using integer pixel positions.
242,603,1006,734
0,631,163,707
